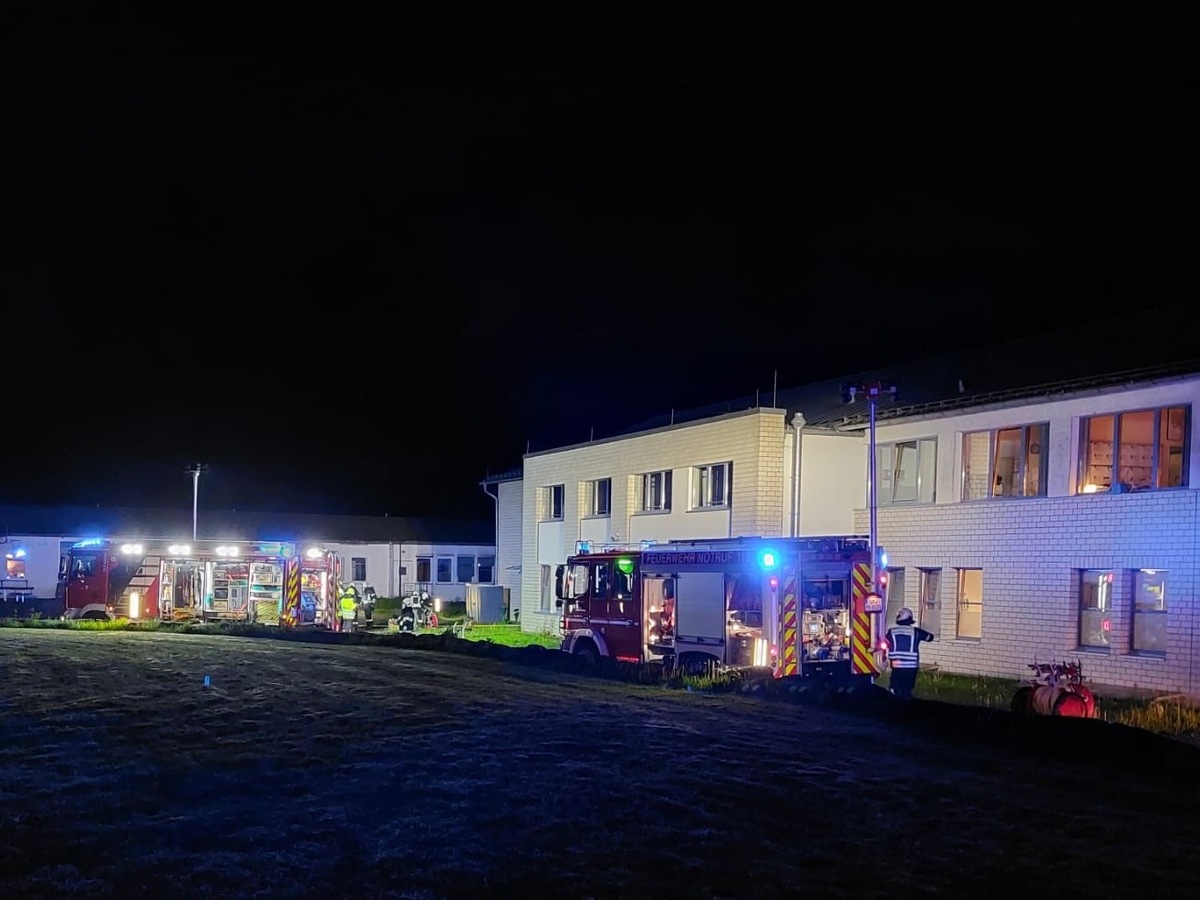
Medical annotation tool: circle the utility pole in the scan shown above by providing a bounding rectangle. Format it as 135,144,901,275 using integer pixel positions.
840,381,899,591
184,463,209,541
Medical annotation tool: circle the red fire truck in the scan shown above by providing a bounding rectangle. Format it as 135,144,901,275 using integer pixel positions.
555,535,887,683
56,538,334,626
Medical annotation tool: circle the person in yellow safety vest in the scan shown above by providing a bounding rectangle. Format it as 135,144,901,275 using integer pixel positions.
885,607,934,700
338,584,360,630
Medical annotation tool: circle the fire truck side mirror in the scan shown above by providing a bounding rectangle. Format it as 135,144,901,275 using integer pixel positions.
554,564,566,601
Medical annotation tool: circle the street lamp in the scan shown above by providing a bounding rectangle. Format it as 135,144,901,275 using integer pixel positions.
184,463,209,541
841,381,899,591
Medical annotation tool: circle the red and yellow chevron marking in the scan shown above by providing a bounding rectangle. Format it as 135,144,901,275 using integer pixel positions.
281,557,301,627
777,574,799,677
850,561,878,675
851,611,878,675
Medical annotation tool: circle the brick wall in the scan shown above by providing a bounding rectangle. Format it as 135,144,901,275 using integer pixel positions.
857,490,1200,692
519,408,787,634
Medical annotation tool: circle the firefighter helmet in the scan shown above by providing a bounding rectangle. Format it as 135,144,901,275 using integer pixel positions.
896,607,915,624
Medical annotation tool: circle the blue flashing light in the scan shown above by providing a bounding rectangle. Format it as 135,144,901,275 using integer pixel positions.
13,548,26,559
73,538,106,548
880,551,888,568
758,549,779,569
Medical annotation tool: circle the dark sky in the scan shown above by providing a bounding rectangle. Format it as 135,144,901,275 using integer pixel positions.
1,8,1195,521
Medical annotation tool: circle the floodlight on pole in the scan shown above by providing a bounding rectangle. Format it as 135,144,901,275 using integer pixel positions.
184,463,209,541
841,381,899,592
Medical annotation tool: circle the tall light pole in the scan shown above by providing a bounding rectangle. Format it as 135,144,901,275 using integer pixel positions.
841,381,899,591
184,463,209,541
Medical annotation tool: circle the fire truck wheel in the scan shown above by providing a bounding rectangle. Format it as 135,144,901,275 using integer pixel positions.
1011,686,1034,714
572,640,599,665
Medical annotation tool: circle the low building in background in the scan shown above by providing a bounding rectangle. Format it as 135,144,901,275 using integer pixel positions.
0,504,495,608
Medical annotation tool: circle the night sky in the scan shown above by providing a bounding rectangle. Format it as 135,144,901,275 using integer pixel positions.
2,9,1194,521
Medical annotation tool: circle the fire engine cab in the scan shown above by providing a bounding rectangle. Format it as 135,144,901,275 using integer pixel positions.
57,538,339,627
556,535,887,683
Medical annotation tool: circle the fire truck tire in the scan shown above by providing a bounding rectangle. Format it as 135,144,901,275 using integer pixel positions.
1011,686,1034,714
572,639,599,665
677,653,716,676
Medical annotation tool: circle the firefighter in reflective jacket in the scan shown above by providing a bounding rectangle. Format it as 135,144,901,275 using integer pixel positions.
338,584,360,631
885,608,934,699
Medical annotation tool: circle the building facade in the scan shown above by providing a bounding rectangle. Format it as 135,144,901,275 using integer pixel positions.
0,505,495,608
484,365,1200,694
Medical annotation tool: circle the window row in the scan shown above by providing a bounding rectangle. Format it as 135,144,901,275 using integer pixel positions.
880,402,1189,506
413,554,496,585
540,462,733,520
891,566,1167,655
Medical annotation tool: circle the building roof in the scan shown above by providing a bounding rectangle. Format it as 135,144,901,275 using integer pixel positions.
480,467,523,485
0,504,494,546
619,303,1200,434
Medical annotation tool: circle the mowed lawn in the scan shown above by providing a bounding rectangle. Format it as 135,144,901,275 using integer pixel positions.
2,629,1199,899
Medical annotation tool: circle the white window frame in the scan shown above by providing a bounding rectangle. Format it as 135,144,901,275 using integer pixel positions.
917,567,941,638
351,557,367,582
639,469,672,512
961,423,1049,500
477,555,496,583
415,556,432,583
544,484,565,520
588,478,612,517
436,556,453,584
1078,405,1190,494
1131,568,1167,656
955,568,982,640
691,461,732,509
875,438,937,506
1077,569,1114,650
539,564,551,612
456,555,475,583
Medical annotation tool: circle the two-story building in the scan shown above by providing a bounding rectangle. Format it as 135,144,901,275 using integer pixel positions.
482,318,1200,693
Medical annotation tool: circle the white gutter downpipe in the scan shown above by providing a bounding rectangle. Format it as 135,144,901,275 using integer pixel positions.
790,412,806,537
481,479,501,584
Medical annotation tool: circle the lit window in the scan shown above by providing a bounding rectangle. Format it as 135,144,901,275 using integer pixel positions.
5,555,27,579
1078,405,1188,494
962,424,1048,500
955,569,982,639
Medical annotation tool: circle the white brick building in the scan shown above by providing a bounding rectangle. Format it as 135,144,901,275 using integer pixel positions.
483,339,1200,693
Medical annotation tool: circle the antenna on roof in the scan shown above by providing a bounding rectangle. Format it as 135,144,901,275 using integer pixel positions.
670,409,674,425
590,426,594,441
755,388,760,407
773,370,778,408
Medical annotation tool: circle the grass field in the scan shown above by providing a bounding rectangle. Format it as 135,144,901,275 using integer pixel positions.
2,628,1200,898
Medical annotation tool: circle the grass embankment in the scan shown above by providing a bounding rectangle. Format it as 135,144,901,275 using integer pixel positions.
876,668,1200,738
3,613,1197,741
